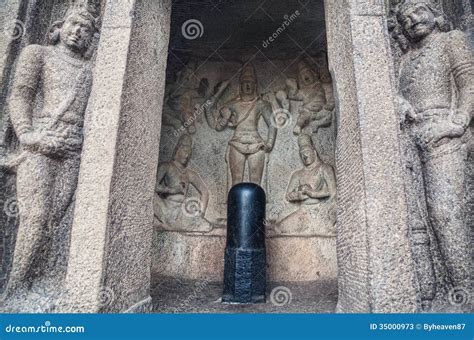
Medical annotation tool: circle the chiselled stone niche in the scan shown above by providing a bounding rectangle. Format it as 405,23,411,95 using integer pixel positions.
152,0,337,282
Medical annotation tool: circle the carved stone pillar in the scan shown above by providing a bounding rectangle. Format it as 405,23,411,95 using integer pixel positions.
58,0,171,313
324,0,418,312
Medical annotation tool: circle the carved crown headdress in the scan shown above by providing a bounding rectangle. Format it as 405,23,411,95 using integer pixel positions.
239,63,257,83
297,58,320,84
396,0,451,32
176,134,193,150
298,134,314,150
64,2,100,32
398,0,441,13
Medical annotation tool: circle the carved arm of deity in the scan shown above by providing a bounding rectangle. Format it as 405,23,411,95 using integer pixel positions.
286,189,309,202
215,105,236,131
422,31,473,145
306,166,336,200
9,46,58,154
260,100,277,152
203,80,231,130
285,78,301,101
285,176,309,202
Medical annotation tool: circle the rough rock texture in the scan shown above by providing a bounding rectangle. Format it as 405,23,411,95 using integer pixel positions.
153,231,337,283
325,0,419,312
391,0,473,312
152,277,338,314
57,0,172,313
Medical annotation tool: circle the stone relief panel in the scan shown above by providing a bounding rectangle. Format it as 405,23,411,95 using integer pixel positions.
154,134,216,233
155,56,337,233
0,6,99,310
273,134,337,237
390,0,473,311
153,55,338,282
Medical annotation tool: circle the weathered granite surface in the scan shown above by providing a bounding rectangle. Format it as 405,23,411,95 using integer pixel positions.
325,0,419,313
391,0,473,312
0,0,471,314
1,3,98,312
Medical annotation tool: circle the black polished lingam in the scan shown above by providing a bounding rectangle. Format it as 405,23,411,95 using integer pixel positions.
222,183,266,304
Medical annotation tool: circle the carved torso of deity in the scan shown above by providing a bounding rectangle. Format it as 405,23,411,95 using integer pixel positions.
11,45,92,136
287,163,335,206
298,83,326,113
226,97,274,154
399,31,467,114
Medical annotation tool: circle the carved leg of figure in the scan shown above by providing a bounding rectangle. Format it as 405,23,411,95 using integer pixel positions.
294,110,312,135
311,109,333,133
4,153,53,298
46,155,81,274
403,136,436,310
50,155,81,224
423,146,471,291
247,150,266,186
227,145,246,187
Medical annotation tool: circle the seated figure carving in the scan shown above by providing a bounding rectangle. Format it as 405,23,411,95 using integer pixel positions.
154,134,214,233
275,134,336,237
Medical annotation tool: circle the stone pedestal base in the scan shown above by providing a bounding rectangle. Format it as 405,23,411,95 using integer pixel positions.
152,230,337,282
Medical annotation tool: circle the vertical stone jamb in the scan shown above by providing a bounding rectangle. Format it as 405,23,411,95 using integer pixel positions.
58,0,171,313
325,0,419,312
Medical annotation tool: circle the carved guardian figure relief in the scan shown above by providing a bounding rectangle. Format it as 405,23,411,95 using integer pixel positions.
393,0,473,310
0,6,99,306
